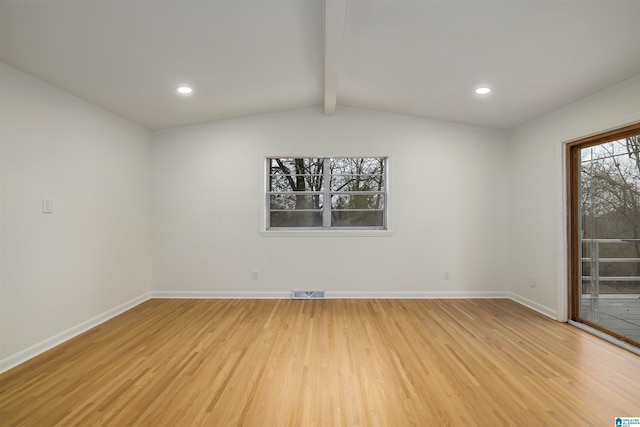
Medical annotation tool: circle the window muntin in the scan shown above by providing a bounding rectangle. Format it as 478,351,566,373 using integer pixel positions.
267,157,387,230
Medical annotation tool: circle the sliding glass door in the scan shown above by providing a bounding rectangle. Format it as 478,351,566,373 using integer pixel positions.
569,124,640,346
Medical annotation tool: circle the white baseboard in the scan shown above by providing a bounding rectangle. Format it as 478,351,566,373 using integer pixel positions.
326,291,511,299
507,292,557,320
151,291,292,299
0,293,151,374
152,290,511,300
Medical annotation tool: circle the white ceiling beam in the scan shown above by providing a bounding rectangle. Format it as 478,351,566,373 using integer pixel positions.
324,0,348,116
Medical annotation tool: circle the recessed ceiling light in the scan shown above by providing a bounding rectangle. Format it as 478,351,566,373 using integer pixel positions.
475,87,492,95
176,85,193,95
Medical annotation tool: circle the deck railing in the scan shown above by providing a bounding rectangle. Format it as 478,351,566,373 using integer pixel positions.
581,238,640,297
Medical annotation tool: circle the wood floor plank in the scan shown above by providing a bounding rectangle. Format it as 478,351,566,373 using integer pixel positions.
1,299,639,426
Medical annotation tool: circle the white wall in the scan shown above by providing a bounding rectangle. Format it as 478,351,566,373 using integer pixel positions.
0,64,152,368
152,107,510,297
508,75,640,320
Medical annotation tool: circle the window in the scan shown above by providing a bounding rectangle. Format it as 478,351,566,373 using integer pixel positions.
266,157,387,230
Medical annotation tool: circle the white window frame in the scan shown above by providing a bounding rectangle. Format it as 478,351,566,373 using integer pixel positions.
261,156,392,236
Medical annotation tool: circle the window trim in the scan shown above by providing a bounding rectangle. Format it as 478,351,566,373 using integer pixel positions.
261,154,393,236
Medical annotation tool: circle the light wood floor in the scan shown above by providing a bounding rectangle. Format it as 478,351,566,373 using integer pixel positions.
1,299,639,426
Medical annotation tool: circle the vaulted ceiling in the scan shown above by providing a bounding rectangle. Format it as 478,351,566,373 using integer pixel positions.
1,0,639,130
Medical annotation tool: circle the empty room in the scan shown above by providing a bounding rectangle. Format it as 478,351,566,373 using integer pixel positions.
1,0,639,425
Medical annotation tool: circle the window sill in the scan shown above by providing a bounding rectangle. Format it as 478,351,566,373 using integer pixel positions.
260,229,393,237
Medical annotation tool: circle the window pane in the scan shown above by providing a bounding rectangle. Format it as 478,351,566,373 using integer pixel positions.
330,158,384,175
270,194,323,210
270,211,323,227
331,210,384,227
269,175,323,192
331,174,384,192
269,158,324,192
331,194,385,210
270,158,324,171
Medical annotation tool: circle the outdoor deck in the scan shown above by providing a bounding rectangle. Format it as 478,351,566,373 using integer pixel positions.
580,295,640,343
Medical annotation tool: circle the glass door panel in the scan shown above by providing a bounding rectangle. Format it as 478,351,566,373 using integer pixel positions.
575,133,640,345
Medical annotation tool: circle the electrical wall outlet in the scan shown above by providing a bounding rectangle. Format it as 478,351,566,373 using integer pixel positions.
529,276,536,287
42,199,53,214
251,270,259,280
444,271,451,280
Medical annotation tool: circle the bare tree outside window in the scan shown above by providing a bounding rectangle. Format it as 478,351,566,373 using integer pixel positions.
580,134,640,294
267,157,387,229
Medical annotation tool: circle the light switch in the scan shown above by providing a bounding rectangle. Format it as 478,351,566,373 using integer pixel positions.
42,199,53,214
